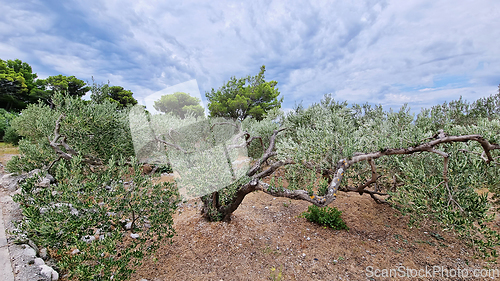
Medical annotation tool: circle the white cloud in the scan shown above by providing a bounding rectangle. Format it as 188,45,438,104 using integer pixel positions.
1,0,499,113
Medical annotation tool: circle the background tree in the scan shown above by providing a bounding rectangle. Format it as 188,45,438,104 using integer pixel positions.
90,79,138,108
107,86,138,108
206,65,282,121
153,92,205,118
0,59,29,111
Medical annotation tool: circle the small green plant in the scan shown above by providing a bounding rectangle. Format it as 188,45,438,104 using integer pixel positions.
269,265,283,281
283,200,291,207
155,163,173,174
300,205,348,230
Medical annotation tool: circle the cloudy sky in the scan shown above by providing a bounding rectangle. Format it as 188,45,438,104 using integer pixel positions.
2,0,499,114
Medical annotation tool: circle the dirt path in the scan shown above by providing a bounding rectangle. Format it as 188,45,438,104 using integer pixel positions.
131,191,500,281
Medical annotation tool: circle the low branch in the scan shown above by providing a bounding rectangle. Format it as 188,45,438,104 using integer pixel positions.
251,131,500,208
247,128,287,177
155,135,189,153
48,114,103,167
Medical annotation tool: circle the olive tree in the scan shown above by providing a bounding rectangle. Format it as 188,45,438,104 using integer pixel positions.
133,94,500,256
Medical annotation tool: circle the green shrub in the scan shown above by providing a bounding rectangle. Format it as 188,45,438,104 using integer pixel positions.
9,93,134,172
3,125,20,145
301,205,348,230
13,156,180,280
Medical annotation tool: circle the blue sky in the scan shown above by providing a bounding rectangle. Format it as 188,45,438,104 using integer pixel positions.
1,0,499,114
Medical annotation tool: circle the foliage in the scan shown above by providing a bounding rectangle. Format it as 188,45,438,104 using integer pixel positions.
206,65,282,121
90,79,138,108
153,92,204,118
300,205,348,230
0,58,95,111
267,93,499,257
241,107,281,158
7,93,134,173
12,156,180,280
0,108,17,141
3,125,20,145
0,59,29,111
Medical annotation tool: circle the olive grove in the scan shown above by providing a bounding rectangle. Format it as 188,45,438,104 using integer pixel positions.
6,90,500,280
131,92,500,257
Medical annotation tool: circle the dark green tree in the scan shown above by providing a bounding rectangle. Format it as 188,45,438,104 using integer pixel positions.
5,59,37,92
30,75,90,108
90,79,138,108
44,74,90,97
206,65,282,121
107,86,138,108
153,92,205,118
0,59,29,111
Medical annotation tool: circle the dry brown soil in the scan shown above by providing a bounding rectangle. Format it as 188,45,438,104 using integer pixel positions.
131,190,500,281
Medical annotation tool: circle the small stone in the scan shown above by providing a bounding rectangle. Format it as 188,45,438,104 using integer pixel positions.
34,258,45,266
23,246,36,257
125,222,133,230
333,259,338,263
306,237,311,241
71,249,80,255
36,177,51,188
264,206,268,209
52,270,59,280
39,265,54,279
81,235,95,243
130,233,140,239
46,174,56,183
302,253,306,257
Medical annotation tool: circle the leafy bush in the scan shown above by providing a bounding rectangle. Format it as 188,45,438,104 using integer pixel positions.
13,156,180,280
0,108,18,143
3,125,20,145
301,205,348,230
8,93,134,172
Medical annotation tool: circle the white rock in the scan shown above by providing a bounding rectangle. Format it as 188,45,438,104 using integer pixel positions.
24,246,36,257
36,178,51,188
39,265,54,279
52,269,59,280
130,233,140,239
34,257,45,266
125,222,133,230
81,235,95,243
71,249,80,255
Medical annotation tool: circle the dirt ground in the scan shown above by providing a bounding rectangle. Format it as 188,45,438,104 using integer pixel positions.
0,143,17,174
130,189,500,281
